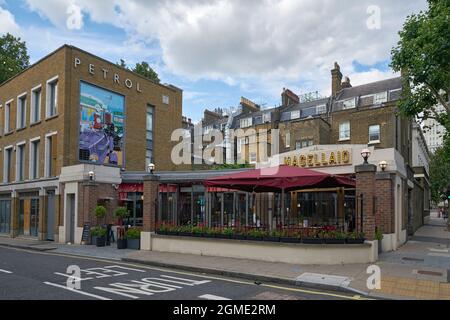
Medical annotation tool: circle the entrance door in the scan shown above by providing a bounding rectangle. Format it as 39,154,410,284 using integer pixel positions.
0,200,11,234
67,194,75,244
46,191,55,241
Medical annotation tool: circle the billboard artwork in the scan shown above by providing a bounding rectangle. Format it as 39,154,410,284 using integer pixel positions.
79,81,125,166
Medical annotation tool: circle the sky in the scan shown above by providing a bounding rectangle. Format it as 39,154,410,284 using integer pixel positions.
0,0,428,122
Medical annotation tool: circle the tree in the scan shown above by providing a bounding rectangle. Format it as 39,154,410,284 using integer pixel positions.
390,0,450,133
0,33,30,84
429,139,450,204
133,61,160,83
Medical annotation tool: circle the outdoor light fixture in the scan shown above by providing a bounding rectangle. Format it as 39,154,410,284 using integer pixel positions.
361,148,371,164
148,163,155,174
379,161,388,171
88,171,95,181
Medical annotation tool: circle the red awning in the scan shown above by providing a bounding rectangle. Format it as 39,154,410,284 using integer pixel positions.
204,165,355,193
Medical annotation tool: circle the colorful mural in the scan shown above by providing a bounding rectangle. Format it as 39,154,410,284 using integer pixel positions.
78,82,125,166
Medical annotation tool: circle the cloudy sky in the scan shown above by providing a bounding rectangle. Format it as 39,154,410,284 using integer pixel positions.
0,0,427,121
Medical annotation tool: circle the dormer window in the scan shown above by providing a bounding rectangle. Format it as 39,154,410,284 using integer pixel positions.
374,92,388,104
342,98,356,110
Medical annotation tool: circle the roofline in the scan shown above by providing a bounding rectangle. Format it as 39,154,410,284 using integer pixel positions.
336,76,403,96
0,44,181,93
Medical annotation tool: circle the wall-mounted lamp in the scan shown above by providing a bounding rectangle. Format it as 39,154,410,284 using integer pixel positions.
148,163,155,174
88,171,95,181
360,148,371,164
379,161,388,171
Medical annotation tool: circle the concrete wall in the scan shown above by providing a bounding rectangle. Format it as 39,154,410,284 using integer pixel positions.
142,233,378,265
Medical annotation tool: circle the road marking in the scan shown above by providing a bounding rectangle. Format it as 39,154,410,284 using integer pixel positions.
199,294,231,300
44,281,111,300
428,253,450,258
2,246,368,300
429,248,449,253
0,269,12,274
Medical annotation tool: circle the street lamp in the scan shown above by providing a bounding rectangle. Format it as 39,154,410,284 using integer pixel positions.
88,171,95,181
148,163,155,174
360,148,371,164
379,161,388,171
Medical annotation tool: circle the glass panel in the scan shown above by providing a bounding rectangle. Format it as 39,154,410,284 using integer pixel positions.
30,199,39,237
179,192,192,226
236,193,247,227
296,192,337,227
210,193,222,227
193,192,206,226
223,193,234,227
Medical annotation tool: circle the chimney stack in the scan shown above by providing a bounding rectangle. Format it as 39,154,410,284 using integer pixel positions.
341,76,352,89
331,62,343,96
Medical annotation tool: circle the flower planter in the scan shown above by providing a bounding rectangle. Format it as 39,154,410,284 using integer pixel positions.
192,233,203,238
96,236,106,247
117,239,127,249
280,237,301,243
246,236,264,241
157,231,168,235
204,234,217,239
91,236,98,246
346,238,365,244
166,231,178,236
178,232,192,237
263,236,280,242
302,238,324,244
232,234,246,240
127,238,140,250
216,234,232,239
324,238,346,244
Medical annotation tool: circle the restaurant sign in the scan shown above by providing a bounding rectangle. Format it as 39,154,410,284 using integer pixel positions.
284,149,351,168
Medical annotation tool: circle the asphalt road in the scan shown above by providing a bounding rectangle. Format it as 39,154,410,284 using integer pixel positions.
0,246,367,301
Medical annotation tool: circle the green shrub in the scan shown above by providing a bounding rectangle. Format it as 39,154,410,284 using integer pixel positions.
90,226,106,237
114,207,129,219
222,228,234,236
126,227,141,239
94,205,107,219
375,230,384,241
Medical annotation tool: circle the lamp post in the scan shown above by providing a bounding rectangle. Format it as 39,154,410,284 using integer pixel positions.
148,163,155,174
360,148,371,164
378,161,387,171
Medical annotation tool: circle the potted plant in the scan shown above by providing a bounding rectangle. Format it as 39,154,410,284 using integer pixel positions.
114,206,129,226
346,231,366,244
263,230,282,242
205,228,220,239
166,224,179,236
280,230,301,243
247,229,266,241
178,225,193,237
192,226,204,237
157,223,169,235
126,227,141,250
91,227,106,247
323,230,346,244
232,229,247,240
375,229,383,253
302,229,324,244
116,226,127,249
218,227,233,239
95,205,107,225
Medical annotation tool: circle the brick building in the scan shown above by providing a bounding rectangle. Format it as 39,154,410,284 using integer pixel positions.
0,45,183,242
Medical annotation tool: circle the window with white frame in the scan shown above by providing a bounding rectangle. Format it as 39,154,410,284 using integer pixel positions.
3,146,13,183
31,85,42,124
17,94,27,129
250,152,257,164
339,121,351,141
342,98,356,110
240,117,252,128
262,112,271,123
237,137,245,154
295,141,302,150
4,100,12,133
285,132,291,148
45,133,57,178
291,110,300,119
369,125,381,143
29,139,40,180
16,143,26,181
146,105,154,166
46,76,58,118
374,92,388,104
316,104,327,114
162,95,170,105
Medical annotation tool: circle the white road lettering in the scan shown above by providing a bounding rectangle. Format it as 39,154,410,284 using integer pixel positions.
104,265,146,273
44,281,111,300
199,294,231,300
54,272,93,282
0,269,12,274
159,275,211,286
94,282,156,299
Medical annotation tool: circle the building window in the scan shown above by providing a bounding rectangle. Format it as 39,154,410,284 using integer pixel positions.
162,95,169,105
45,134,57,178
31,86,42,124
369,125,381,144
374,92,388,105
342,98,356,110
16,143,26,181
4,100,12,133
240,117,252,128
46,76,58,118
295,141,302,150
262,112,271,123
339,121,351,141
285,132,291,148
302,140,314,148
3,146,13,183
17,94,27,129
250,152,257,164
317,104,327,114
291,110,300,120
146,105,154,166
29,139,40,180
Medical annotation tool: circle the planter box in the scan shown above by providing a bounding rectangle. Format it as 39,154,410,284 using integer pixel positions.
204,234,218,239
96,236,106,247
91,236,98,246
280,237,301,243
263,237,280,242
117,239,127,249
324,239,346,244
166,231,178,236
192,233,203,238
216,234,232,239
157,231,168,235
302,238,324,244
346,238,365,244
246,236,264,241
178,232,192,237
127,238,140,250
232,235,247,240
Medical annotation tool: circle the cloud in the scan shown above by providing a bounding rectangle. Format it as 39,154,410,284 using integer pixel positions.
0,6,20,36
22,0,427,99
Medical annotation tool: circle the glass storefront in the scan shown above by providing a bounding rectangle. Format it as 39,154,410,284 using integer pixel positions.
122,192,143,226
0,200,11,234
